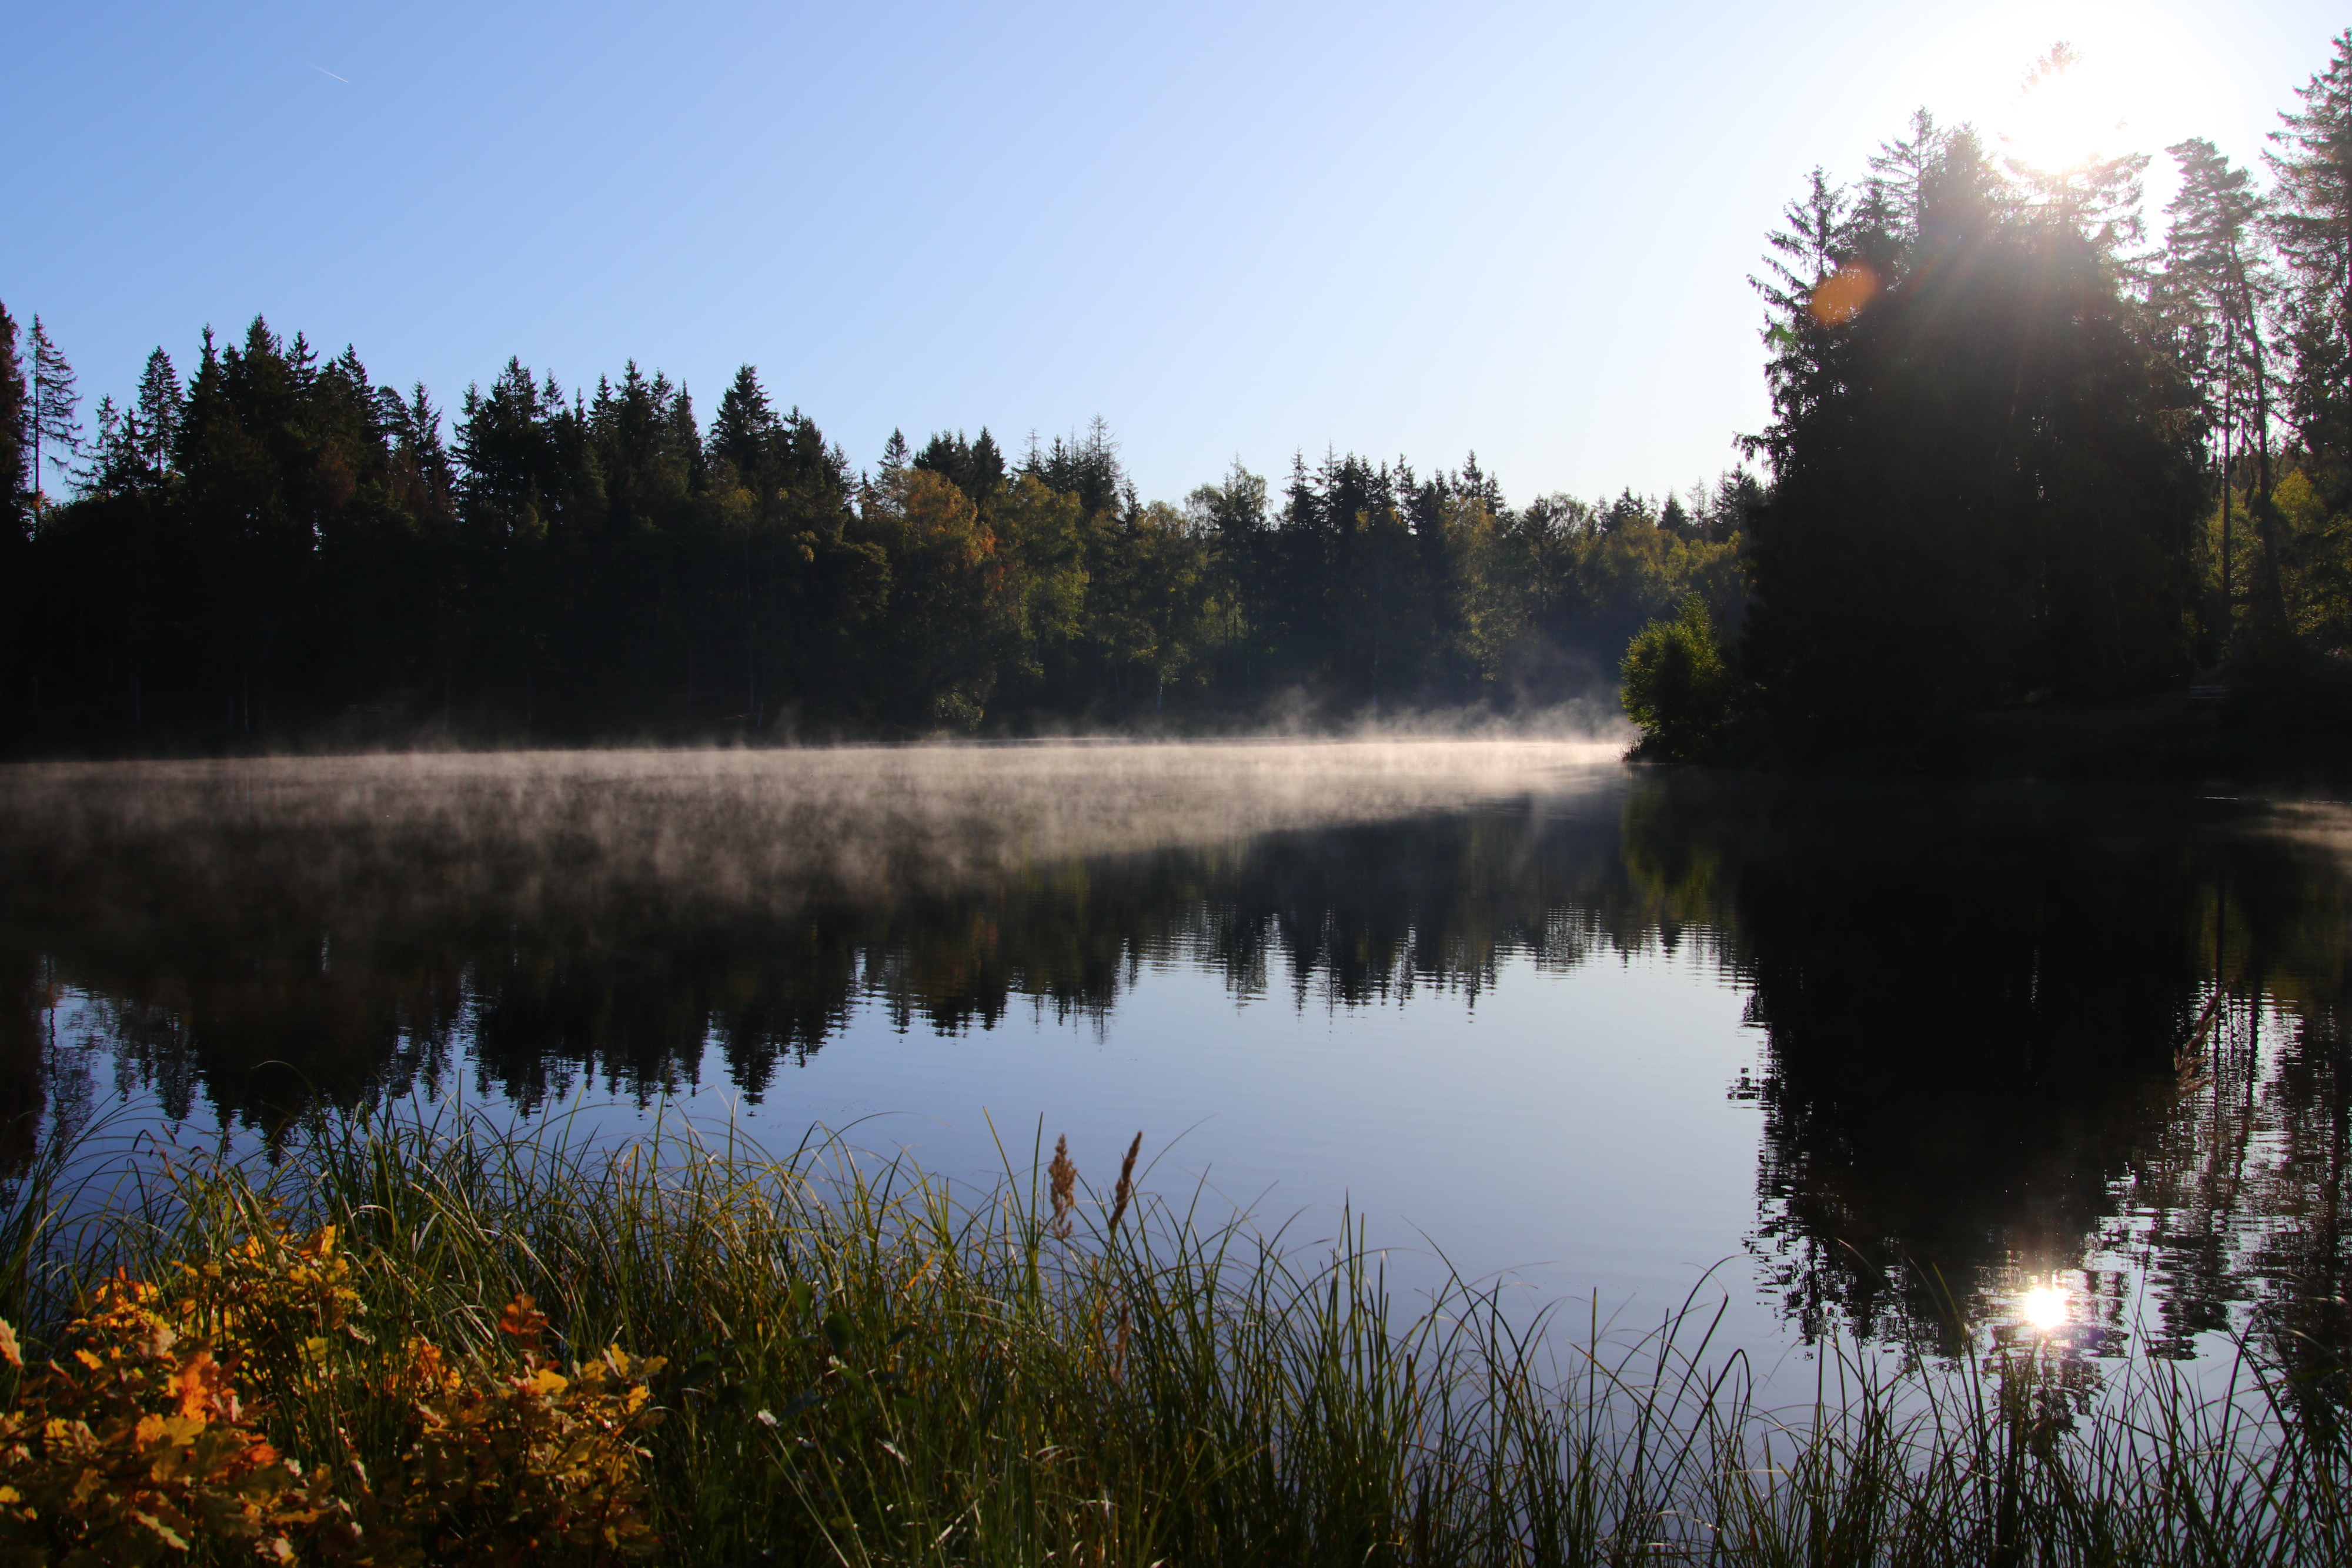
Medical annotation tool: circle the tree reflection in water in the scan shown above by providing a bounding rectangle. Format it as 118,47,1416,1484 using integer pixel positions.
2,755,2348,1398
1641,777,2352,1404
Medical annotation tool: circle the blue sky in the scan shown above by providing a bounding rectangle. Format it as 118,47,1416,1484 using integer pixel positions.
4,1,2341,506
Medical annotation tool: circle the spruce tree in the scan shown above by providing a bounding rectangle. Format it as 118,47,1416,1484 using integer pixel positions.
711,365,781,480
387,383,457,527
74,394,144,496
134,348,183,480
1865,109,1942,254
1743,119,2201,755
875,429,911,490
914,428,1005,507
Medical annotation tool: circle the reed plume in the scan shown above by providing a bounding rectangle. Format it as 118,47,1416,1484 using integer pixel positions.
1107,1131,1142,1239
1048,1134,1077,1239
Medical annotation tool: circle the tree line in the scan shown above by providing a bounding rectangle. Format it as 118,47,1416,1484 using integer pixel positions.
0,317,1746,747
1621,35,2352,764
19,35,2349,760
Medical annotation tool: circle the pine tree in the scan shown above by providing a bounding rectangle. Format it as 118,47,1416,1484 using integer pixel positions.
2166,136,2286,641
27,315,80,519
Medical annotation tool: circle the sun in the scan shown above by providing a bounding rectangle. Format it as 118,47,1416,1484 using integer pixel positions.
1997,42,2133,175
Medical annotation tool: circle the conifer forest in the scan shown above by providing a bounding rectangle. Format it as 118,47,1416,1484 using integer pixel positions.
8,34,2352,762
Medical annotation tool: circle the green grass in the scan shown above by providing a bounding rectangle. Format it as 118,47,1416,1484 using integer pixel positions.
5,1105,2350,1565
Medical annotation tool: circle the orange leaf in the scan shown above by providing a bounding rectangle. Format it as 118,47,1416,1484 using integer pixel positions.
172,1349,232,1423
498,1293,548,1345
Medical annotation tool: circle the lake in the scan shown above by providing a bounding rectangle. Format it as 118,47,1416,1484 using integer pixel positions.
2,741,2346,1401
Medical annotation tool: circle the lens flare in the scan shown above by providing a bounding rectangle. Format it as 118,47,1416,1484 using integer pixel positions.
1808,263,1877,326
2020,1285,2068,1332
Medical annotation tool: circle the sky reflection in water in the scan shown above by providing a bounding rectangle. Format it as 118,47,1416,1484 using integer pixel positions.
3,743,2347,1402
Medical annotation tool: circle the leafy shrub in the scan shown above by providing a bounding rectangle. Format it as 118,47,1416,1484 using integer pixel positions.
1621,594,1735,761
0,1272,345,1563
380,1295,665,1563
0,1220,664,1566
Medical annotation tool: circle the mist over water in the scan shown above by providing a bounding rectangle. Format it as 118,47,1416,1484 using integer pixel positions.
4,741,2350,1400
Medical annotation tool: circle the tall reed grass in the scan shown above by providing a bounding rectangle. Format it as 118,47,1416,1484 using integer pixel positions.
3,1105,2347,1565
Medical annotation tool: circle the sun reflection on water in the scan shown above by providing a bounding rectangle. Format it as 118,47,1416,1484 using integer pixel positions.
2020,1283,2069,1332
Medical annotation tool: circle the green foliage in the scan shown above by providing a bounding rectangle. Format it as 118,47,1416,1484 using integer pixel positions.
1621,596,1733,761
3,319,1746,745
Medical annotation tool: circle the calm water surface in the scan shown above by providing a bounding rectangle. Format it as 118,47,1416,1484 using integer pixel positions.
3,742,2347,1400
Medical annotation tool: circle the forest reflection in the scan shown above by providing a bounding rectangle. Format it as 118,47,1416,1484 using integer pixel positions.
2,761,2347,1382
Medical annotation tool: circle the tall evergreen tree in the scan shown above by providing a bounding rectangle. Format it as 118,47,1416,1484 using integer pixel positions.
710,365,782,482
0,305,25,727
914,429,1005,510
456,359,573,543
0,307,24,530
26,316,79,519
2165,137,2285,641
385,383,457,527
73,395,143,496
2269,29,2352,494
133,348,183,479
1025,417,1129,518
1865,109,1943,253
1743,118,2202,757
